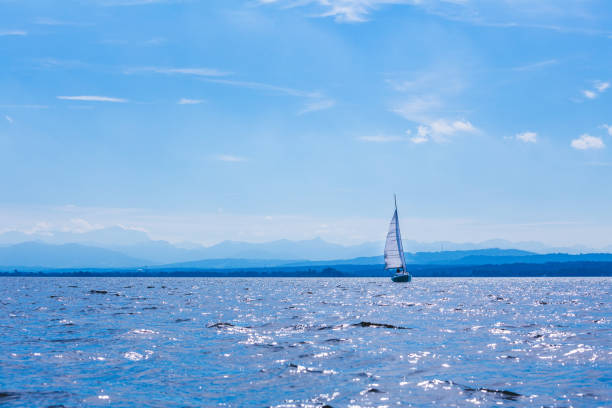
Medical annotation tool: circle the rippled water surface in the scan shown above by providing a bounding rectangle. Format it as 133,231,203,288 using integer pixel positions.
1,277,611,407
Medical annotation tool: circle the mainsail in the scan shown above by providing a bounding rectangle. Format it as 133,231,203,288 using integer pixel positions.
384,202,406,272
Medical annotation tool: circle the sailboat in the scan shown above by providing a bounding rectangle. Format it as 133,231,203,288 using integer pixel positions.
385,195,412,283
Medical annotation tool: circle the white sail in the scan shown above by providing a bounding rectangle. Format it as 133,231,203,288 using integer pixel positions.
384,209,406,271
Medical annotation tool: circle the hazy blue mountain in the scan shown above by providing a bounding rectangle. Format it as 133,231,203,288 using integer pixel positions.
191,238,381,261
282,249,612,268
0,242,148,268
157,258,299,269
0,226,610,267
0,226,150,246
400,239,596,254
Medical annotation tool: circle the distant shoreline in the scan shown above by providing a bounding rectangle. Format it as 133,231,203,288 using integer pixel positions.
2,261,611,278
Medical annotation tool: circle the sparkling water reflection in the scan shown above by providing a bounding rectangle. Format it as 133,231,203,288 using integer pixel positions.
1,277,610,407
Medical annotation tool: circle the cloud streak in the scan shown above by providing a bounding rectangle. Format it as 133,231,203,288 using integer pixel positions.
513,59,558,71
178,98,204,105
57,95,128,103
127,66,231,77
358,135,404,143
0,30,27,36
204,78,322,98
298,99,335,115
216,154,246,162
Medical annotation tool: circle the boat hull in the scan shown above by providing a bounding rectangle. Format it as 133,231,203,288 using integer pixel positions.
391,274,412,283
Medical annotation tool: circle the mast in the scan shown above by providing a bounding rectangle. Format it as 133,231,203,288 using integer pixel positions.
394,195,406,273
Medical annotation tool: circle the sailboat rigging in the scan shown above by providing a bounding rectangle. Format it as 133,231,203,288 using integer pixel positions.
385,195,412,283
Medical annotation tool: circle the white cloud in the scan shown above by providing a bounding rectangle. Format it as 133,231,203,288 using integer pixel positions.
298,99,335,115
216,154,246,162
516,131,537,143
581,80,609,100
128,66,231,77
178,98,204,105
358,135,403,143
571,134,604,150
410,135,428,144
595,81,610,93
416,119,476,143
4,115,13,124
603,124,612,137
57,95,127,103
0,30,27,36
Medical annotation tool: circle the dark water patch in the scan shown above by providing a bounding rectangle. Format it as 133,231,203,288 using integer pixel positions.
89,290,108,294
352,321,410,329
49,338,85,343
366,388,382,393
143,306,158,310
147,286,155,288
325,338,347,342
174,318,191,323
207,322,235,328
464,386,522,401
0,392,19,401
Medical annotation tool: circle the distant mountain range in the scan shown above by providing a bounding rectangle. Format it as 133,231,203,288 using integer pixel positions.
0,226,611,269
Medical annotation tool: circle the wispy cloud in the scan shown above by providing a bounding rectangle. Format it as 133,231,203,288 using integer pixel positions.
205,78,322,98
603,124,612,137
298,99,335,115
516,131,537,143
178,98,204,105
4,115,13,124
126,67,230,77
513,59,558,71
259,0,612,37
580,80,609,100
358,135,403,143
33,17,92,26
98,0,168,5
0,104,48,109
571,134,604,150
0,30,27,36
57,95,127,103
595,81,610,93
216,154,246,162
259,0,410,23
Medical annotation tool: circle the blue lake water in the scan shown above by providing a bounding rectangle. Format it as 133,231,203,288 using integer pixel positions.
1,277,610,407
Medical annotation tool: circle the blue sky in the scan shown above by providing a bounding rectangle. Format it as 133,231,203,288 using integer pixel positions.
1,0,611,247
